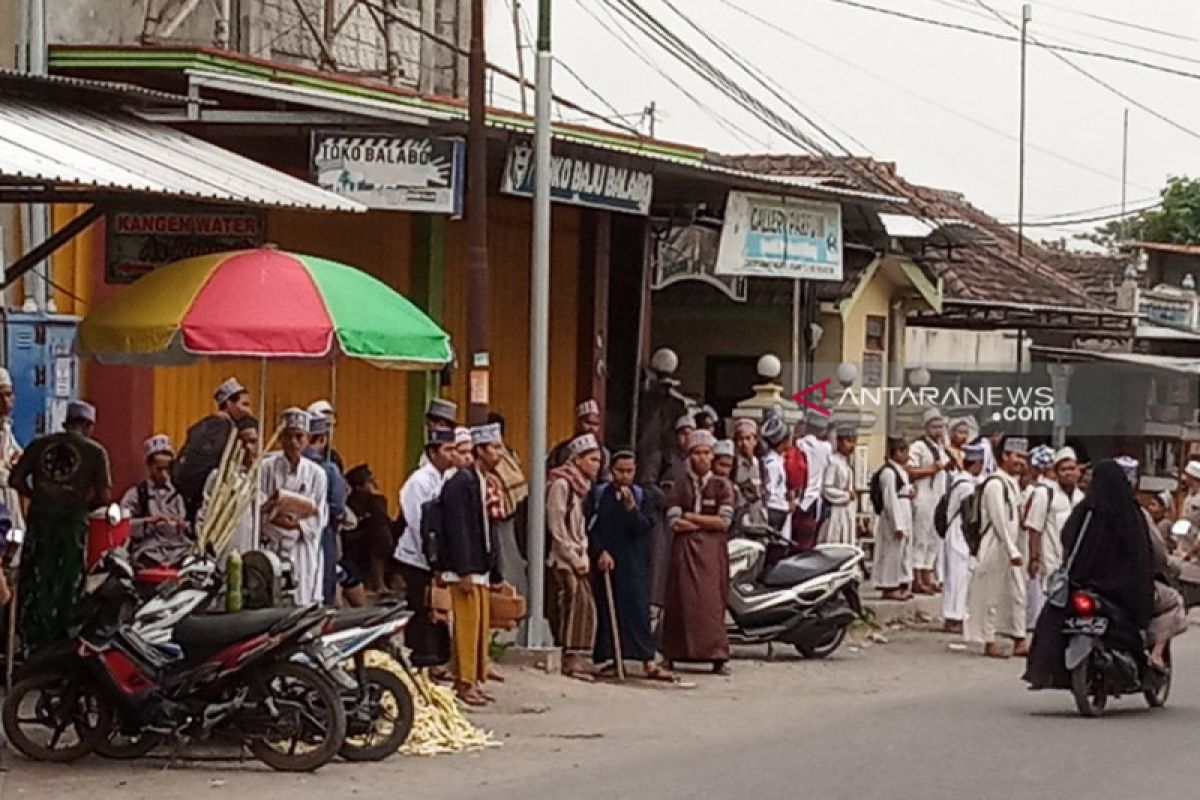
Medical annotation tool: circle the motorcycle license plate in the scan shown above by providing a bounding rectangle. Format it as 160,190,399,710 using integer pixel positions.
1065,617,1108,636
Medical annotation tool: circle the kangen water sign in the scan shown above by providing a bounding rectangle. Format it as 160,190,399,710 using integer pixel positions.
501,144,653,215
312,133,465,214
716,191,843,280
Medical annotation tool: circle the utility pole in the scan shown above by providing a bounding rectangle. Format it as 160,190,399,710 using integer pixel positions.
1120,108,1130,243
512,0,529,114
466,0,490,425
523,0,554,650
1017,2,1031,259
645,100,656,137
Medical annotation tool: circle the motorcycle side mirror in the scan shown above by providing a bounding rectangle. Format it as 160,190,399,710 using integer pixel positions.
1171,519,1192,537
106,503,123,527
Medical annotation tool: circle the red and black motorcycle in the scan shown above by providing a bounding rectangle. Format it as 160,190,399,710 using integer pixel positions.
2,551,347,772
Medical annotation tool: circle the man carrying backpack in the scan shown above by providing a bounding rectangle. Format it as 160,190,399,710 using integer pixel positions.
907,408,951,595
1021,445,1058,635
872,437,915,600
394,429,456,675
175,378,253,522
940,442,986,634
965,436,1029,658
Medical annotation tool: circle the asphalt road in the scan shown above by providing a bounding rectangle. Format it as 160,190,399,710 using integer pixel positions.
3,628,1195,799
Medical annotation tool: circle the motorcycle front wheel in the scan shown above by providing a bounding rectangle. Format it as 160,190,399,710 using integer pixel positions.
1070,663,1108,718
339,666,416,762
246,661,347,772
2,670,114,762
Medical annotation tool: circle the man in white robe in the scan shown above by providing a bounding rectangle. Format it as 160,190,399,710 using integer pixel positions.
873,437,914,600
941,443,985,633
907,407,949,594
795,412,832,551
1022,445,1058,633
261,408,328,606
819,426,857,546
965,436,1028,657
1048,446,1084,576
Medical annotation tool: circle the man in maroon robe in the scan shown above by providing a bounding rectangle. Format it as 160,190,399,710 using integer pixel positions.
662,429,735,675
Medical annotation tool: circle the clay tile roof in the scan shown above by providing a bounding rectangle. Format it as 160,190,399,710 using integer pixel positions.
1040,251,1134,307
710,154,1117,313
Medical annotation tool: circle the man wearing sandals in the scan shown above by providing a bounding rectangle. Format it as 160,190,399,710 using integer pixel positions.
587,451,676,683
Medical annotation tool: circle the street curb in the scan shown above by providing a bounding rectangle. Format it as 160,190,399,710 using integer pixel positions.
502,646,562,674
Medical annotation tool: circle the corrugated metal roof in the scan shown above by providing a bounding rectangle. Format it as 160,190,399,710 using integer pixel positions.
0,68,197,106
0,96,364,212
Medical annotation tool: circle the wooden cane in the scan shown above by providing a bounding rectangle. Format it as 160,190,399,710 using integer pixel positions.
5,569,17,691
603,569,625,681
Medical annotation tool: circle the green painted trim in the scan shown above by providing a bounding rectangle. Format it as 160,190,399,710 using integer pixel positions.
406,215,446,468
50,47,705,161
897,258,943,313
837,256,883,323
653,303,792,323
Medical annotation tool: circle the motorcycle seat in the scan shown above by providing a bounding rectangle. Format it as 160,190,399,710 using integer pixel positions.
173,607,299,659
325,602,407,634
761,547,857,588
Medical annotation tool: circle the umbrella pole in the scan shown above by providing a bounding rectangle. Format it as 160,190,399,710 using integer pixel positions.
254,357,268,551
329,359,338,453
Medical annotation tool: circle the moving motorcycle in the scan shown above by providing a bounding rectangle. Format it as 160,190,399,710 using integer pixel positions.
3,550,347,771
1064,589,1170,718
727,525,864,658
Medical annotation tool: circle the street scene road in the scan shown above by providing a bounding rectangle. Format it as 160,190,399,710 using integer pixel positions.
5,625,1194,800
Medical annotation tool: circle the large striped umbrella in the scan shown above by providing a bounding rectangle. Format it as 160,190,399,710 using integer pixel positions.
77,247,452,369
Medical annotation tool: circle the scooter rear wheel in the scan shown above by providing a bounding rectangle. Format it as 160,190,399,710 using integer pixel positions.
1144,646,1172,709
796,626,848,660
1070,663,1107,718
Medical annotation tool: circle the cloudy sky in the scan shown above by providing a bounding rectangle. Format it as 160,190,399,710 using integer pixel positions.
485,0,1200,243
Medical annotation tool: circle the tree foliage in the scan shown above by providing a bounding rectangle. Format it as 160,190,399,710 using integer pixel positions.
1077,176,1200,251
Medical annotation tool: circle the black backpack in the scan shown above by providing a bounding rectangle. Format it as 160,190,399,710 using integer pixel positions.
934,475,973,539
962,475,1012,557
869,463,900,515
419,495,444,569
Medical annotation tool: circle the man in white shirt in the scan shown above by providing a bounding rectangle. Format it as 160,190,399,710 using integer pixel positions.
395,428,457,670
908,408,950,595
942,442,985,633
261,408,328,606
795,411,832,551
965,436,1028,658
759,414,792,533
1021,445,1058,633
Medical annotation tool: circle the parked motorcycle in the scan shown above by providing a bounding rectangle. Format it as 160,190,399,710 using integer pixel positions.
304,602,418,762
727,525,865,658
1063,589,1171,718
2,549,348,771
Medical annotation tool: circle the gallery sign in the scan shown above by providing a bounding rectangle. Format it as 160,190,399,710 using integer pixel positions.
715,191,843,281
106,209,264,283
312,133,465,214
501,144,653,215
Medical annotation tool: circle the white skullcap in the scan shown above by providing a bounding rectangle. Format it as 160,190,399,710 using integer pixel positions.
1054,447,1077,465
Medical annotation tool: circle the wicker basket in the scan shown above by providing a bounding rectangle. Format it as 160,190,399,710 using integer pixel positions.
488,582,527,630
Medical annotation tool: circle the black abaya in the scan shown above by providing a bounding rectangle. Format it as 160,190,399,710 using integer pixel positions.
587,484,657,663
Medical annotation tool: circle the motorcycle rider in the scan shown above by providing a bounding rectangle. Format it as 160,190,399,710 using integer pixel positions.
1024,460,1156,689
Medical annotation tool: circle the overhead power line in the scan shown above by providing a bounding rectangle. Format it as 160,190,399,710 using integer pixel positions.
1002,203,1160,228
1035,1,1200,45
717,0,1155,192
820,0,1200,83
970,0,1200,144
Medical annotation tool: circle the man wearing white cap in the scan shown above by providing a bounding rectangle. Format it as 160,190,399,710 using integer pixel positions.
260,408,328,606
712,439,735,480
547,399,610,478
942,442,986,632
9,400,111,652
176,377,253,522
306,399,345,474
965,435,1028,657
0,368,24,536
547,433,604,679
1181,459,1200,530
819,426,858,547
795,411,833,551
437,422,505,705
907,407,950,594
662,429,735,674
1021,445,1058,632
120,435,190,569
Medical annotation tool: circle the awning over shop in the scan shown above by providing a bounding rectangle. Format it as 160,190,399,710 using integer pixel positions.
0,95,363,211
1033,345,1200,376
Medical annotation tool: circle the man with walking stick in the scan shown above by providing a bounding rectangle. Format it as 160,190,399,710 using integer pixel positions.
587,451,676,682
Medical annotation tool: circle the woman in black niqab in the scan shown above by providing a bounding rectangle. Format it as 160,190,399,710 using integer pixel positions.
1023,460,1156,689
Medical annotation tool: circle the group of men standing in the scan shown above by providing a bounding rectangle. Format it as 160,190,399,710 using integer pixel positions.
870,408,1087,657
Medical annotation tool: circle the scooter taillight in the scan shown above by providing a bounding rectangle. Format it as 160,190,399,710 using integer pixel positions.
1071,592,1097,618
